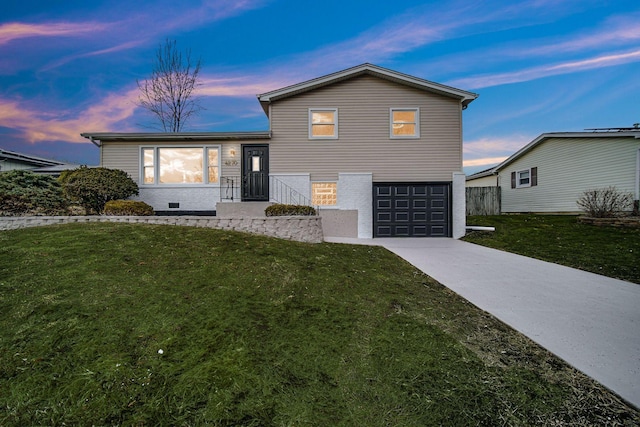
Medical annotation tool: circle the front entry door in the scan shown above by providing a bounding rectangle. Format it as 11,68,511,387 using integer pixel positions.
242,145,269,201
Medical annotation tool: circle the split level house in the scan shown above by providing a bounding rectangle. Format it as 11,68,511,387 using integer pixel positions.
82,63,478,238
466,129,640,213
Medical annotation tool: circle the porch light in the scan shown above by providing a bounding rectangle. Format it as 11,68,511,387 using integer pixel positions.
229,148,236,158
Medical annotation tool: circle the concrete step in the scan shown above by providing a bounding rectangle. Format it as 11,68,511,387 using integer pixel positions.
216,201,273,217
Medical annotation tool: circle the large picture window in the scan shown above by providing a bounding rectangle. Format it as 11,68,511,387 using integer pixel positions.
309,108,338,139
390,108,419,138
141,146,219,185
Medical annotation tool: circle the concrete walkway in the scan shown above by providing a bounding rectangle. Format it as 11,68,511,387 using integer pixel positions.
326,237,640,408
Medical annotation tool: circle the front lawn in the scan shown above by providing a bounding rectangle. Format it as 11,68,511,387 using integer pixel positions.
1,223,638,425
464,215,640,284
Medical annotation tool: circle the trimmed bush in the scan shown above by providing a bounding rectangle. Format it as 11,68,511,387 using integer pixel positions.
104,200,154,216
59,167,138,214
0,170,68,216
265,204,316,217
576,186,633,218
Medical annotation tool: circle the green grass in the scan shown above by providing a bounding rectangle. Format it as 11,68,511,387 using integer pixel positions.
1,223,638,426
464,215,640,284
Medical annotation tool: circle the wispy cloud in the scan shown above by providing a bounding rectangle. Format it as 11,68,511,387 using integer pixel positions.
0,88,139,143
523,13,640,57
463,156,508,168
0,22,104,45
450,48,640,89
464,136,531,155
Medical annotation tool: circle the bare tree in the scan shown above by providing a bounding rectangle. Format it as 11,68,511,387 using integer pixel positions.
137,39,202,132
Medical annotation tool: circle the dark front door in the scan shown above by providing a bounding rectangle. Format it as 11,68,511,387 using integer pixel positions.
242,145,269,201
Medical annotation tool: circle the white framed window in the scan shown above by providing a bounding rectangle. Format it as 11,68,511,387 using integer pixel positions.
312,182,337,206
309,108,338,139
517,169,530,188
511,167,537,189
390,108,419,138
140,146,220,185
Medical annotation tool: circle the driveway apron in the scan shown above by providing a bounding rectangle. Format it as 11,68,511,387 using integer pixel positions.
327,237,640,408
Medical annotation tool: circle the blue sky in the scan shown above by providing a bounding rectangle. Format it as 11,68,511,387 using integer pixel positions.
1,0,639,173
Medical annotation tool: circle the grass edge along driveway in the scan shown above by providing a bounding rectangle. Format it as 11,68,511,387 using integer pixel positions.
464,214,640,284
1,223,638,426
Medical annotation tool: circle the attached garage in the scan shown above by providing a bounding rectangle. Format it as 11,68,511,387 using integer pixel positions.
373,183,451,237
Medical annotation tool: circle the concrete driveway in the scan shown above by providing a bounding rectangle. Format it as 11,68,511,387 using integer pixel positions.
326,237,640,408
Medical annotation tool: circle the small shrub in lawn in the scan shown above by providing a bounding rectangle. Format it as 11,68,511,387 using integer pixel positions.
0,170,68,216
104,200,154,216
59,166,138,214
576,186,633,218
265,204,317,216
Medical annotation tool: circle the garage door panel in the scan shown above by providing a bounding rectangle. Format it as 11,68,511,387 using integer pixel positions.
413,212,427,221
373,182,450,237
377,212,391,222
413,199,427,209
412,186,427,196
395,200,410,209
395,212,409,222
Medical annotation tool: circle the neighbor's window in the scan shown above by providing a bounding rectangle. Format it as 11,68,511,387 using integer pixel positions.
312,182,337,206
390,108,419,138
309,109,338,139
517,169,531,188
141,146,219,185
511,167,538,189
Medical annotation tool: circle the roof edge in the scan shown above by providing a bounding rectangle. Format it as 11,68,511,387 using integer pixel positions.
81,131,272,144
494,131,640,171
257,63,478,111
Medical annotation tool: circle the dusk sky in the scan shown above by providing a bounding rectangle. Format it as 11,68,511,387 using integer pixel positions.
1,0,639,173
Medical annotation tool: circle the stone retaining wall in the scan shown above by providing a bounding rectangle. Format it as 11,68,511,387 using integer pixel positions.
578,216,640,228
0,215,324,243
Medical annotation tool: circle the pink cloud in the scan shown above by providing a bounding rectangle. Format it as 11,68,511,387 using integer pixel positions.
0,22,103,45
463,156,508,168
0,88,139,143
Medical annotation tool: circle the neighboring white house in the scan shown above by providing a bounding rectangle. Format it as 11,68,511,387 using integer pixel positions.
0,148,71,174
82,63,478,238
466,129,640,213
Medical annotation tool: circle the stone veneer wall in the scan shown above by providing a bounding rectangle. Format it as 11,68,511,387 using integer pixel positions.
0,216,324,244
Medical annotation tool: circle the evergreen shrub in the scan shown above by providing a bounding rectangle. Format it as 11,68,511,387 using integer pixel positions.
104,200,154,216
59,167,138,214
0,170,68,216
265,204,317,217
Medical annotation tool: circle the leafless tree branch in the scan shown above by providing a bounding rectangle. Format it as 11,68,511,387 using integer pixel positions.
137,39,202,132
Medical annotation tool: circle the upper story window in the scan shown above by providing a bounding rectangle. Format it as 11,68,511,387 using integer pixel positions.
309,108,338,139
141,146,220,185
390,108,419,138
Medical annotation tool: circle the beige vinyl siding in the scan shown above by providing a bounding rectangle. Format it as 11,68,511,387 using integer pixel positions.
269,75,462,182
101,141,244,185
101,142,139,182
466,175,498,187
500,137,640,213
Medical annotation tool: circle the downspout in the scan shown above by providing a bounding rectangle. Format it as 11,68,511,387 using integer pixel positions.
636,148,639,201
635,148,640,214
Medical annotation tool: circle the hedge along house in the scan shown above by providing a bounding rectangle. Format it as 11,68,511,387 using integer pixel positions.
82,63,478,238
